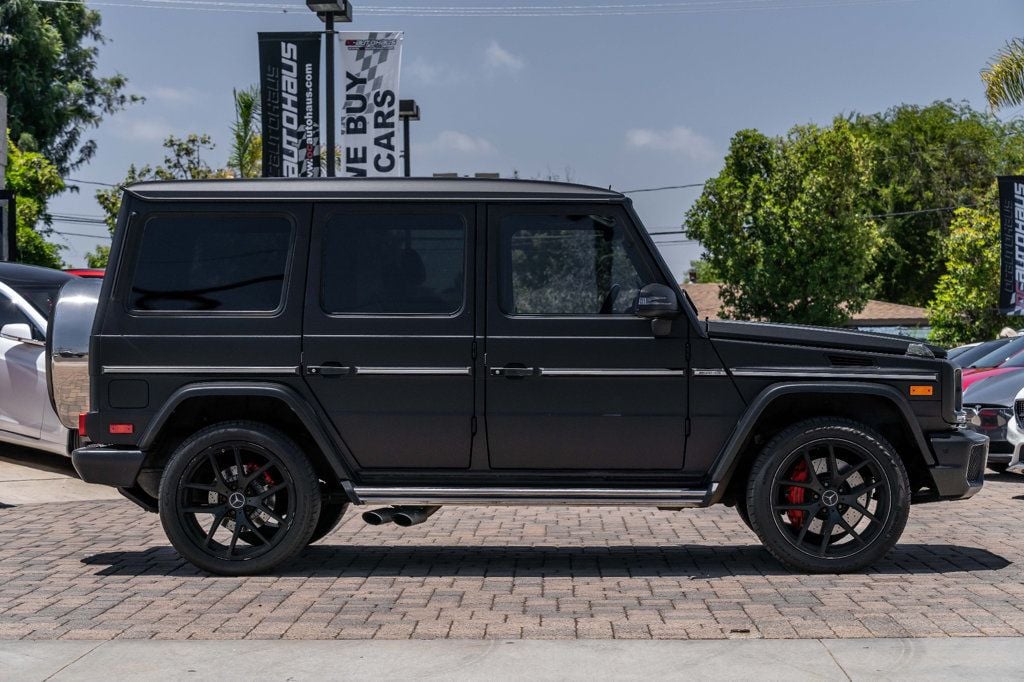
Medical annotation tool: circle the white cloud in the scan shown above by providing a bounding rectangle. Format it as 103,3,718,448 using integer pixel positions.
143,86,199,104
404,56,463,87
484,41,524,73
112,119,176,142
416,130,497,156
625,126,716,162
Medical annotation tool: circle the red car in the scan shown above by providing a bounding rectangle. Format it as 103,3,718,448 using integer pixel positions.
63,268,105,279
962,335,1024,389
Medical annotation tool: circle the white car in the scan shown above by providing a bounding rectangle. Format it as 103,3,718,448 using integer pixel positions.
1006,385,1024,475
0,263,78,456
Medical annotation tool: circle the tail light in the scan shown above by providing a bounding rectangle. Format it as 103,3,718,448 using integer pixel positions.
78,412,87,439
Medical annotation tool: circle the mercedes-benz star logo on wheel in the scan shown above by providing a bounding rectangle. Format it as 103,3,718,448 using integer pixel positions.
228,492,246,509
821,490,840,507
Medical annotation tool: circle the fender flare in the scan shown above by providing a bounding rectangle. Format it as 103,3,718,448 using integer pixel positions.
138,381,353,481
706,381,935,504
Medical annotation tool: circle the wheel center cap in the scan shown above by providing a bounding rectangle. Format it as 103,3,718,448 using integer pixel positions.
228,492,246,510
821,490,840,507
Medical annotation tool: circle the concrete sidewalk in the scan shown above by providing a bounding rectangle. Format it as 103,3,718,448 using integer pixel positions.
0,446,120,506
2,638,1022,681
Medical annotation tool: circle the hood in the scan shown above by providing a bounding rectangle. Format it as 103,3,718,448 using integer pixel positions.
704,320,945,358
962,367,1024,407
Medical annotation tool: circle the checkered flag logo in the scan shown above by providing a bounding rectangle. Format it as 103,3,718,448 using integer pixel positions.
345,31,402,115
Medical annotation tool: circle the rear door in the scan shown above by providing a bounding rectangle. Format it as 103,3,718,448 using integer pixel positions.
302,202,476,469
484,203,688,470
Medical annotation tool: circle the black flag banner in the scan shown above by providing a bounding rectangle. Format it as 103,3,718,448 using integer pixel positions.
999,176,1024,315
259,32,322,178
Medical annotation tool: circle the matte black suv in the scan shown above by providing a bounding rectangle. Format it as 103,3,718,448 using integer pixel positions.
52,178,987,576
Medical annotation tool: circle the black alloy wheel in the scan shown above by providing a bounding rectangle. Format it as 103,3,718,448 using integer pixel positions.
159,421,321,575
746,418,910,573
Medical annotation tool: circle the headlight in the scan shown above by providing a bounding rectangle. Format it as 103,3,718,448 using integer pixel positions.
964,406,1014,440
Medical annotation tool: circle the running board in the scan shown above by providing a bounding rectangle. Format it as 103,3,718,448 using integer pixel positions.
349,486,711,507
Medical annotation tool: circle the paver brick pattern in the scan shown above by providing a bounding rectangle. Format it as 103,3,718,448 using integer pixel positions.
0,474,1022,641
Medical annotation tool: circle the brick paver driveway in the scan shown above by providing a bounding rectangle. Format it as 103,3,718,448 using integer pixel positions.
1,473,1022,641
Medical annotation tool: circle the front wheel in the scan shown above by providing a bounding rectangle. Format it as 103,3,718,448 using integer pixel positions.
745,418,910,573
158,421,321,576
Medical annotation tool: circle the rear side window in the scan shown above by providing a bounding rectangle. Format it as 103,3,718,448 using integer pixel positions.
321,212,466,315
129,214,293,312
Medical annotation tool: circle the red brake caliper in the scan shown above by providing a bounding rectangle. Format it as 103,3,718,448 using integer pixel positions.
786,459,810,527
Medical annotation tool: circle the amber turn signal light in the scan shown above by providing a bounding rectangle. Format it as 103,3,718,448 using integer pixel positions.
909,385,934,396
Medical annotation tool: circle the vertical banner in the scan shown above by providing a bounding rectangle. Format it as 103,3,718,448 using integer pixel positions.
339,31,404,177
258,32,322,178
999,176,1024,315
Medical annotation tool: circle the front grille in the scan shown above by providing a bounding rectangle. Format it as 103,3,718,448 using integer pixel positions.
827,354,875,367
1016,399,1024,428
967,442,987,485
990,440,1014,455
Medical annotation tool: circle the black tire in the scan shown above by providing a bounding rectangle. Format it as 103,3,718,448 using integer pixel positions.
734,494,753,531
158,421,321,576
745,417,910,573
308,501,348,544
988,463,1009,474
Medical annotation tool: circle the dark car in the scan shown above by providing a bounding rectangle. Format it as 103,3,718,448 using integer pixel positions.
51,178,985,576
962,368,1024,472
948,338,1012,369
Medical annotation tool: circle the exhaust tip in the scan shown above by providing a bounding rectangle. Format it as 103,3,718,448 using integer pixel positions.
361,507,396,525
392,505,441,527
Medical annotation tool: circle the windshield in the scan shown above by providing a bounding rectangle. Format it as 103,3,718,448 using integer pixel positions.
951,339,1010,368
969,336,1024,369
9,284,62,318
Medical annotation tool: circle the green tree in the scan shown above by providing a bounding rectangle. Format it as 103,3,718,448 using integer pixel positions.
4,132,65,268
850,101,1024,306
982,38,1024,110
684,120,879,326
928,202,1007,347
88,134,228,267
227,86,261,178
0,0,140,173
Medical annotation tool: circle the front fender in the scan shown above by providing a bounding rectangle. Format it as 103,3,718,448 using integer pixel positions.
706,381,934,504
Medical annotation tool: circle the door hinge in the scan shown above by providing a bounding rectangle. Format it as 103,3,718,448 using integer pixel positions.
684,417,692,438
471,415,478,435
472,340,478,360
685,340,692,362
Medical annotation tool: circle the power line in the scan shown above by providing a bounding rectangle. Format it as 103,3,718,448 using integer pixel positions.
33,0,924,17
65,177,117,187
50,229,113,240
622,182,705,194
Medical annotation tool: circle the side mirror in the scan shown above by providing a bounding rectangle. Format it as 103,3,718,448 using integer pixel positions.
634,283,681,337
635,283,681,319
1,323,42,346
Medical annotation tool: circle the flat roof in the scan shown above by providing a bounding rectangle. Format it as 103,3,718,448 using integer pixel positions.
127,177,625,200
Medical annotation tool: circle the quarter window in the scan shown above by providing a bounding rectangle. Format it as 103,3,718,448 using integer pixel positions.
129,214,293,312
321,212,466,315
500,213,652,315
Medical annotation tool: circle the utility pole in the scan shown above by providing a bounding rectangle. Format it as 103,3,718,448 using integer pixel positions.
0,91,7,189
399,99,420,178
307,1,352,178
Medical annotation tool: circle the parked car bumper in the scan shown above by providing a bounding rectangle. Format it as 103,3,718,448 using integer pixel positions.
72,444,145,488
926,429,988,500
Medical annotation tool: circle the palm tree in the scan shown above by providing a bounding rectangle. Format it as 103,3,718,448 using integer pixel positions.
228,86,261,178
982,38,1024,110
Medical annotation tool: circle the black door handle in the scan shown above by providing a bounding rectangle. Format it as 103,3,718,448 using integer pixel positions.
306,364,354,377
490,366,540,378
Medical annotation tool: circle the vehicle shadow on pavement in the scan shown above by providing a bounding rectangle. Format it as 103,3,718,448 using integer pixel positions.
81,542,1011,579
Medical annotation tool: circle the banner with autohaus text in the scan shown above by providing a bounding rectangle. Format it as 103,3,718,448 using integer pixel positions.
259,32,321,178
999,176,1024,315
339,31,404,177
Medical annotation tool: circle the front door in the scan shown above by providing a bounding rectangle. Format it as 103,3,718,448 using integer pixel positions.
484,204,688,470
302,202,476,469
0,292,47,439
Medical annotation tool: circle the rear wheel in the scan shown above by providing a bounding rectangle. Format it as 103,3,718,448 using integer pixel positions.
158,421,320,575
746,418,910,573
308,501,348,544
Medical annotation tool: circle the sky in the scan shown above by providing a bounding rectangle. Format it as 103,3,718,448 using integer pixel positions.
42,0,1024,275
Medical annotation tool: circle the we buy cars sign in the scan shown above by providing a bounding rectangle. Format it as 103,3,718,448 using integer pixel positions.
339,31,404,177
